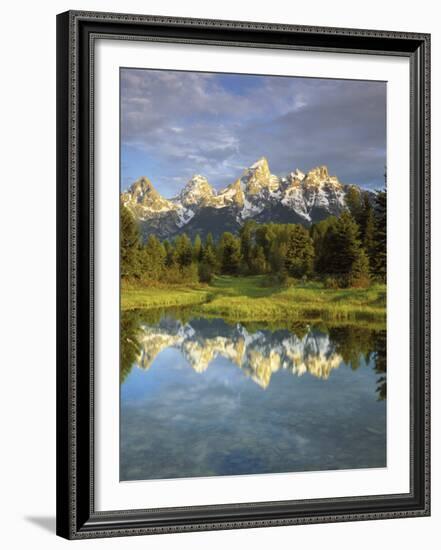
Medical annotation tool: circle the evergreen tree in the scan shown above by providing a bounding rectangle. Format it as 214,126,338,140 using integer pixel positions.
255,224,276,262
219,232,242,274
239,220,256,272
269,241,287,274
201,243,218,270
363,205,376,264
193,234,202,262
250,244,267,274
347,248,370,288
310,216,338,273
324,210,371,286
205,232,215,250
372,189,387,282
284,225,314,277
120,205,140,278
325,210,362,276
345,185,363,225
175,234,193,267
358,193,371,241
139,235,166,280
163,240,177,268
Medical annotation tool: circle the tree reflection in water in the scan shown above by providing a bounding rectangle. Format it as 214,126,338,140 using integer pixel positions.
120,309,386,398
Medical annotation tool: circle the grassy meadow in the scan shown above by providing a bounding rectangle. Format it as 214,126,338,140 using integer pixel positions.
121,275,386,328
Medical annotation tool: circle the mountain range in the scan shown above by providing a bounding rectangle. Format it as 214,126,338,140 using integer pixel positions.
121,157,362,240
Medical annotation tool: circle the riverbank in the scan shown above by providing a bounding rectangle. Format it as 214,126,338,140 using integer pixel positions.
121,276,386,327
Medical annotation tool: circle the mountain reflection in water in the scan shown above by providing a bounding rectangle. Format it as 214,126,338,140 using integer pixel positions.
120,311,386,481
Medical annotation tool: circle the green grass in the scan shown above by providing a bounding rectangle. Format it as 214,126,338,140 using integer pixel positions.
121,275,386,327
121,285,210,311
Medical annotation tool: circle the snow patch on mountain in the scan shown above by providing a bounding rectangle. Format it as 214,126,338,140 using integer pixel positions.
122,159,358,239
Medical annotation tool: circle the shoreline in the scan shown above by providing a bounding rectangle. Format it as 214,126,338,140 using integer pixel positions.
121,276,386,328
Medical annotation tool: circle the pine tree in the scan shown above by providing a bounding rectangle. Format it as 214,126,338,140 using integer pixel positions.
372,189,387,283
163,240,177,268
175,234,193,267
325,210,362,276
255,224,276,262
321,210,371,286
363,207,376,265
348,248,370,288
269,241,287,274
120,205,140,278
193,234,202,262
139,235,166,281
345,186,363,225
284,225,314,278
219,232,242,274
310,216,338,273
250,244,267,274
239,220,256,272
205,233,215,250
201,244,218,272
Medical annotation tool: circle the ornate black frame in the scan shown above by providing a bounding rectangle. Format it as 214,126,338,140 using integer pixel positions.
56,10,431,540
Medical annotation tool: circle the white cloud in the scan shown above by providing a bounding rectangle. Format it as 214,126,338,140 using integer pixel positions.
121,68,386,194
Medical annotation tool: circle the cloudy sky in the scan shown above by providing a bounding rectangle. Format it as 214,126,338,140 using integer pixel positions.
121,68,386,197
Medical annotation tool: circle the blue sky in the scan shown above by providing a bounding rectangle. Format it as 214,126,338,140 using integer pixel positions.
121,68,386,196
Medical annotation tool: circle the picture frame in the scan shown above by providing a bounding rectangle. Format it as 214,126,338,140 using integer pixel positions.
56,10,431,540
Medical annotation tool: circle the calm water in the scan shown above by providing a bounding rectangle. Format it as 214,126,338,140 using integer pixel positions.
120,311,386,481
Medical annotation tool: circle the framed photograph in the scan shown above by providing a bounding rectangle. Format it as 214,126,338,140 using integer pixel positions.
56,10,430,539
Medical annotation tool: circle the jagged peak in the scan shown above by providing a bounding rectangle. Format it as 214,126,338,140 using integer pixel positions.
127,177,164,203
187,174,211,186
293,168,306,181
130,176,156,193
181,174,212,191
178,174,214,206
307,165,330,179
224,178,242,191
217,178,245,207
250,156,269,170
241,157,274,196
300,166,344,190
123,159,358,238
246,157,271,178
287,169,306,184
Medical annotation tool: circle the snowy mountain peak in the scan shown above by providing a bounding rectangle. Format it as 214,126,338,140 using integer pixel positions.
129,176,156,196
305,165,331,183
242,157,275,195
178,175,214,207
250,156,270,170
292,168,306,181
300,166,344,194
218,179,245,208
121,176,176,218
124,176,165,206
122,160,364,240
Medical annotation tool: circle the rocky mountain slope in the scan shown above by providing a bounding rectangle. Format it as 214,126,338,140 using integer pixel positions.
121,157,360,240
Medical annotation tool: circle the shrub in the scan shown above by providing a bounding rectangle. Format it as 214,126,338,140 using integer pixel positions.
198,262,213,284
323,276,339,289
161,263,199,284
264,271,289,287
